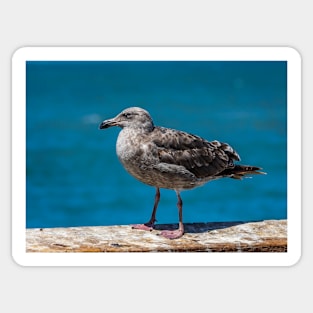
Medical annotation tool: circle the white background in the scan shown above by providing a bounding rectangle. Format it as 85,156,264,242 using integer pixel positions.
1,1,310,312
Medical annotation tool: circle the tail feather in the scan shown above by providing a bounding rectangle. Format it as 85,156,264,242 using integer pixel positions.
221,165,266,180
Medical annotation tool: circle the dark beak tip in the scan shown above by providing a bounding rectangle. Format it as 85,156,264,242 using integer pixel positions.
99,119,117,129
99,122,106,130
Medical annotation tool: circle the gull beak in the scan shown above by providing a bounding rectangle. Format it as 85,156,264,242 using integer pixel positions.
99,118,118,129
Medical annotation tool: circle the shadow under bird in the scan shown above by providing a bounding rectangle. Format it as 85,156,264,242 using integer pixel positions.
99,107,265,239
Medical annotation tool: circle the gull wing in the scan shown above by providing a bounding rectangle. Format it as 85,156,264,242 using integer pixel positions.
152,127,240,179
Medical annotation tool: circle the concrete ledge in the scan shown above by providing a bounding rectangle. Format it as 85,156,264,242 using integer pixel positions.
26,219,287,252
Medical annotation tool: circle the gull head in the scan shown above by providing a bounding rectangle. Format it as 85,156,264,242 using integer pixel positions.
99,107,154,131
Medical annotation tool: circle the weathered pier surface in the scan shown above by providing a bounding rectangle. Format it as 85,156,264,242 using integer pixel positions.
26,220,287,252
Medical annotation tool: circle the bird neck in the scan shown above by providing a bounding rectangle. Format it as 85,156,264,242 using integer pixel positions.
127,123,154,133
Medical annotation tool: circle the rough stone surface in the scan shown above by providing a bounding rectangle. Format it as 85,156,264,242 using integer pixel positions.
26,220,287,253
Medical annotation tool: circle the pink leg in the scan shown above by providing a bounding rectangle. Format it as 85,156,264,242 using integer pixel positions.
131,187,160,231
160,191,184,239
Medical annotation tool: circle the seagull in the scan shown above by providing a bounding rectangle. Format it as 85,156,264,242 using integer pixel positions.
99,107,265,239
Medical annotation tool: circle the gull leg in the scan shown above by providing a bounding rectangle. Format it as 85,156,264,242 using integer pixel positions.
132,187,160,231
160,190,184,239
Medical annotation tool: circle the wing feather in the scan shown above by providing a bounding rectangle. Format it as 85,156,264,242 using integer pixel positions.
152,127,240,178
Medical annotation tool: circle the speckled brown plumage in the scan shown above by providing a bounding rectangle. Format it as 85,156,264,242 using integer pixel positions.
99,107,265,239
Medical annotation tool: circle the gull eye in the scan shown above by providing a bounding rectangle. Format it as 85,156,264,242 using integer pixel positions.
122,112,132,119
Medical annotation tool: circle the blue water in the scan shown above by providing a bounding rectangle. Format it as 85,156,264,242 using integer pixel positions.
26,61,287,228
